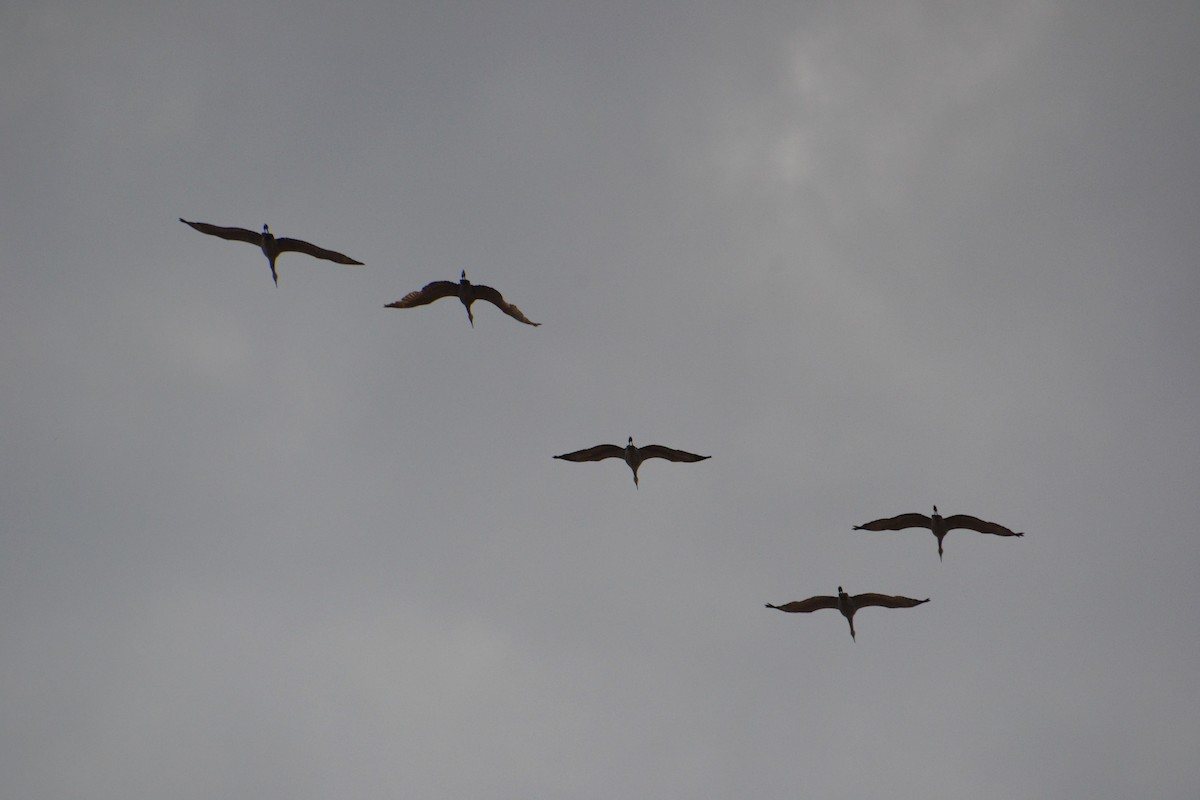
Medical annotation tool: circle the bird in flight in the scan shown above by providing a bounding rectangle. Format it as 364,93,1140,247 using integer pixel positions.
553,436,709,488
179,219,363,286
852,505,1024,560
385,271,539,327
765,586,929,641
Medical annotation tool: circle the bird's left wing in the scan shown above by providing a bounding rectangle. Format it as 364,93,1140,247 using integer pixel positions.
275,237,364,265
180,218,262,245
473,285,540,326
941,514,1024,537
850,593,929,610
385,281,459,308
765,596,838,613
553,444,625,462
638,445,710,463
852,513,933,531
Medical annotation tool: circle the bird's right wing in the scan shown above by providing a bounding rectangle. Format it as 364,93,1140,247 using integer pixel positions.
941,514,1024,537
180,218,262,245
553,444,625,462
851,593,929,609
638,445,710,463
765,596,839,613
852,513,933,531
472,285,540,326
385,281,459,308
276,237,364,265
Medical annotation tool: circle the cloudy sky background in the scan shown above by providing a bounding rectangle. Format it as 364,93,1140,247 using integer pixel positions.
2,1,1198,797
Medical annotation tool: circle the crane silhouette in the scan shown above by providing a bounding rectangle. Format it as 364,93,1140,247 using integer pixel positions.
179,219,362,286
853,505,1024,560
385,271,539,327
553,436,709,488
766,586,929,641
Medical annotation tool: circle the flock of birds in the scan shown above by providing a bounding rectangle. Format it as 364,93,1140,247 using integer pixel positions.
770,505,1024,640
178,218,538,324
180,217,1027,641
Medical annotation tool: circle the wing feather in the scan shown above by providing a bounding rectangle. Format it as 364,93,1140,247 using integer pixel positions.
637,445,710,463
275,237,363,265
941,514,1024,537
850,593,929,610
180,218,262,246
553,444,625,462
385,281,459,308
472,284,540,326
765,596,839,613
852,513,933,531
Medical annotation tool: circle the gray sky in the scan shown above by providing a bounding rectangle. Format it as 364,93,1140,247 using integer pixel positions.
2,1,1198,797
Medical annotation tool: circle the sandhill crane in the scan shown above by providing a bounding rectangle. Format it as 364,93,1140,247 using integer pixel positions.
853,505,1024,560
553,436,709,488
179,219,363,286
765,586,929,641
385,271,539,327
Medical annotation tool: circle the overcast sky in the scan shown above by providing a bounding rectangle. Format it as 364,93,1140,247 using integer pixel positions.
2,1,1198,798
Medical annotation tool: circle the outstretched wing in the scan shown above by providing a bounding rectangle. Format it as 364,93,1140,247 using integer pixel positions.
637,445,710,463
275,237,363,265
472,284,540,326
852,512,933,531
850,593,929,610
180,218,262,246
385,281,459,309
553,444,625,462
765,596,838,614
941,514,1024,537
